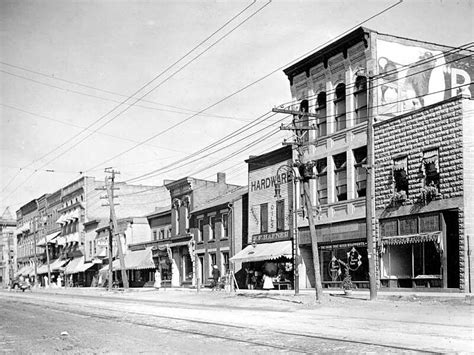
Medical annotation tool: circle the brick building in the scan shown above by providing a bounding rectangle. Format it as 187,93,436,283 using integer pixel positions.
282,26,473,289
190,186,247,287
163,173,241,287
375,96,474,291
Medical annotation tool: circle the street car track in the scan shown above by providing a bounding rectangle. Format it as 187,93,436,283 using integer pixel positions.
3,294,438,353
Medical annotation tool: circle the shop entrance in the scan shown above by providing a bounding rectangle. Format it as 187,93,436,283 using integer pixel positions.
444,211,460,288
241,258,293,290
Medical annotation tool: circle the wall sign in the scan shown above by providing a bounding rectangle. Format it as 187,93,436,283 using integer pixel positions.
252,230,290,243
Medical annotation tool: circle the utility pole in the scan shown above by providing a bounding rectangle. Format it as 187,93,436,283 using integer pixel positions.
273,106,324,301
103,168,129,290
365,76,378,300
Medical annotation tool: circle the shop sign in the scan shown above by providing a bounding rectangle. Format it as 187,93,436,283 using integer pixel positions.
250,172,292,192
252,230,290,243
347,247,362,271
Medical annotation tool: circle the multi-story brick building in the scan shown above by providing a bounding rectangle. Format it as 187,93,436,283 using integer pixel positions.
282,26,473,289
190,186,247,288
375,96,473,291
164,173,241,287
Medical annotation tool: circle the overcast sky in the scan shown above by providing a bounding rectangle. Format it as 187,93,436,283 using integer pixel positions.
1,0,472,214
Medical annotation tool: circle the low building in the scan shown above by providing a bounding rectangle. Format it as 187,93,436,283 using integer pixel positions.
374,96,474,291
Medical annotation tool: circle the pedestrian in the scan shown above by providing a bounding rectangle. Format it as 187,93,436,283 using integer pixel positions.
263,274,274,290
154,269,161,290
211,265,221,291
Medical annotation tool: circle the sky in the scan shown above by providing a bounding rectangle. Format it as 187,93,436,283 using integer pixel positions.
1,0,473,214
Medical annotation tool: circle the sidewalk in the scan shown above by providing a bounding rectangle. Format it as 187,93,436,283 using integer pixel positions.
19,285,473,306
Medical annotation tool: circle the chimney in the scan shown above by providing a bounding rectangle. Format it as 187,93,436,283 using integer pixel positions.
217,172,226,184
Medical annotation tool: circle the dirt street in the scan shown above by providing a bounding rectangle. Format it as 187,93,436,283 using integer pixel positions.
0,288,472,353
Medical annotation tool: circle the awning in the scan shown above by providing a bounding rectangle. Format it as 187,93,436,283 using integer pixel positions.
15,265,30,277
64,256,96,274
381,231,441,246
108,247,156,271
230,241,292,263
56,214,66,225
36,231,61,247
37,259,69,274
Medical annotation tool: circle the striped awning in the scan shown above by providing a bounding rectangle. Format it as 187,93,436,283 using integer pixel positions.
64,256,95,274
230,241,292,263
381,231,441,246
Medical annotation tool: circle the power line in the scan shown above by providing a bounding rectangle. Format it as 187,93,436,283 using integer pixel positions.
0,1,264,199
0,62,253,122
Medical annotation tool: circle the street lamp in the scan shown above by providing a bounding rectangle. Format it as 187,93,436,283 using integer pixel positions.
274,164,299,295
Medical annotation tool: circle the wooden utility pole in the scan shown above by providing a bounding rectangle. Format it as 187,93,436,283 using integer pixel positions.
365,76,377,300
273,107,324,301
104,168,129,290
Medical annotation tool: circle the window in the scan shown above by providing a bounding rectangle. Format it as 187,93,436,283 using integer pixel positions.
153,230,157,241
334,83,346,131
276,200,285,231
208,216,215,240
159,229,165,240
297,99,309,144
260,203,268,233
222,251,229,274
197,218,204,242
334,152,347,201
354,146,367,198
423,149,439,190
93,240,96,255
210,253,217,272
89,241,93,256
222,214,229,239
316,92,327,137
393,157,408,196
167,227,172,239
354,76,368,124
316,158,328,205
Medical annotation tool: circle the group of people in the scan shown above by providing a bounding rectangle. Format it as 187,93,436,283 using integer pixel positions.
245,262,292,290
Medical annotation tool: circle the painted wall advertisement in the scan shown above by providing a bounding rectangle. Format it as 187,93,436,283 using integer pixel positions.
376,39,473,117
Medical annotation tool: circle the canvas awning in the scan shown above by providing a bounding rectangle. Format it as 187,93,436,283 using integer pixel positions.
36,231,61,247
15,265,32,277
64,256,95,274
103,247,155,271
37,259,69,274
230,241,292,263
381,231,441,246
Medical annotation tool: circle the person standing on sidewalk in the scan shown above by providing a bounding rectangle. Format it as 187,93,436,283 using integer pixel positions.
211,265,221,291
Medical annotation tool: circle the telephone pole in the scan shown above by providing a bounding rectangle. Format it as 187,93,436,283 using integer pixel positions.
103,168,129,290
273,106,324,301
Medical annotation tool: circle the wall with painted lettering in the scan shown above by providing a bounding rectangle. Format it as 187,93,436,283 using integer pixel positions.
248,158,294,244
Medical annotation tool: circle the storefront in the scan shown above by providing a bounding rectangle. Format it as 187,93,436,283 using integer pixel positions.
298,221,369,289
230,238,294,290
378,212,451,289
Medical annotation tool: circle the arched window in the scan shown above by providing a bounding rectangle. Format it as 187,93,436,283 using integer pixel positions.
354,76,368,124
334,84,346,131
297,99,309,144
316,92,327,137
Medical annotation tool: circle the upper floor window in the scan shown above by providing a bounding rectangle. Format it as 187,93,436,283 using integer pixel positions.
159,229,165,240
208,216,215,241
276,200,285,231
260,203,268,233
153,230,157,241
423,149,439,190
298,99,309,144
354,76,368,124
222,251,230,274
316,158,328,205
393,157,408,196
354,146,367,198
334,152,347,201
221,213,229,239
167,227,172,239
197,218,204,242
316,92,327,137
334,84,346,131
